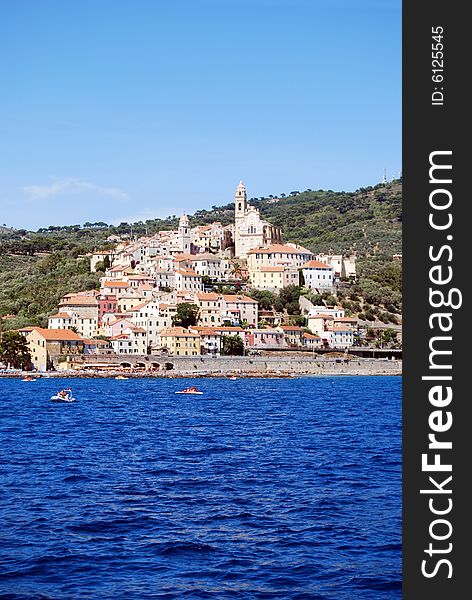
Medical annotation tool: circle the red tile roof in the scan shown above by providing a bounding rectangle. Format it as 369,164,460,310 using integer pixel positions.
303,260,334,269
102,281,129,288
247,244,312,255
175,269,199,276
29,328,83,341
160,327,200,337
196,293,221,301
222,294,257,303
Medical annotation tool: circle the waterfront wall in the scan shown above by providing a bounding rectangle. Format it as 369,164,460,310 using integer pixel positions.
57,354,402,376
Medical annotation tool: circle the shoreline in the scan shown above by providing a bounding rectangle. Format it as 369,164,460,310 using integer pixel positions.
0,359,402,379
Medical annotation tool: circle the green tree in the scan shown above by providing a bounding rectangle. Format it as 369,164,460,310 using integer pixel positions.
374,328,400,349
222,334,245,356
172,303,199,328
0,331,32,369
277,285,302,314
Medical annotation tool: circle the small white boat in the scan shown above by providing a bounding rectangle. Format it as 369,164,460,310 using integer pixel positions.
175,387,203,395
51,390,75,402
22,377,36,382
115,375,129,380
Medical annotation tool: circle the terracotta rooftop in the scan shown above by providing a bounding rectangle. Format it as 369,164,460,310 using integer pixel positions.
196,293,221,301
110,333,130,340
334,316,358,322
128,301,151,311
303,260,334,269
190,327,222,336
173,254,194,261
247,244,313,255
28,328,83,341
175,269,199,276
60,295,98,306
160,327,200,337
192,253,220,261
222,294,257,303
102,281,129,288
81,338,110,345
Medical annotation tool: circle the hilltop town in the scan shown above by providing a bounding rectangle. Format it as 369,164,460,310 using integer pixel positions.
0,181,402,373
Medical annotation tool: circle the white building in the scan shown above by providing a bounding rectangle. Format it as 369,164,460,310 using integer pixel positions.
247,243,313,271
190,327,222,355
221,294,259,327
309,306,345,318
314,254,357,280
152,270,176,291
174,269,204,292
302,260,334,291
326,327,354,349
191,254,222,279
110,326,147,354
248,265,300,291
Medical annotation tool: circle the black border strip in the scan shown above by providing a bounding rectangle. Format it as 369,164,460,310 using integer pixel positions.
403,2,467,597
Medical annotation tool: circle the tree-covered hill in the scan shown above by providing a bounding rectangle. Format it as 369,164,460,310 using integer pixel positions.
255,179,401,256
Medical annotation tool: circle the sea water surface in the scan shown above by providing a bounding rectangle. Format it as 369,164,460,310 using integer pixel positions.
0,376,401,599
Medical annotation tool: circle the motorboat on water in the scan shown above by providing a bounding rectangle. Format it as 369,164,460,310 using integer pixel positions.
175,386,203,395
22,376,36,381
115,375,129,380
228,376,238,380
50,389,75,402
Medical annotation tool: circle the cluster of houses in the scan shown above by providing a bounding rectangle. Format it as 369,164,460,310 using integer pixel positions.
19,294,359,371
13,182,359,371
90,181,356,292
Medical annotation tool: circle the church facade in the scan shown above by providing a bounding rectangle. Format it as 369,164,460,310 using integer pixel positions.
233,181,282,258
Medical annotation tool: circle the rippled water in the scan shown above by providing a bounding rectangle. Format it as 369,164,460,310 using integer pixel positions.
0,376,401,599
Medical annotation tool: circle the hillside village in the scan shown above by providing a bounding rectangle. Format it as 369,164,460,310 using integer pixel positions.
0,181,404,373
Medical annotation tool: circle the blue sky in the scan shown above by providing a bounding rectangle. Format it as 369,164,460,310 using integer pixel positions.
0,0,401,230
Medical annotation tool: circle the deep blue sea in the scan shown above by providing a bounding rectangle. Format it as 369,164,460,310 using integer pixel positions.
0,376,401,599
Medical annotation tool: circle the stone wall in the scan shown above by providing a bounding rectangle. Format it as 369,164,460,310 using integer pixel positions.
60,354,401,376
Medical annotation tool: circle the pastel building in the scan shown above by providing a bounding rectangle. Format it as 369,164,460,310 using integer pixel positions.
26,328,84,371
302,260,334,291
247,243,313,271
159,327,201,356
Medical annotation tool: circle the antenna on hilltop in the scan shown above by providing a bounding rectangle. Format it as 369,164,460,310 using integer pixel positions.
382,168,387,185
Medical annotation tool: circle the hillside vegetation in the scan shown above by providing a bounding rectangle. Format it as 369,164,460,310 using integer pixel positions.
0,179,402,326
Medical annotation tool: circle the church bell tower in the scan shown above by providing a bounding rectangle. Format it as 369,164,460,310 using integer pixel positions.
235,180,247,217
234,180,247,257
178,213,191,253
